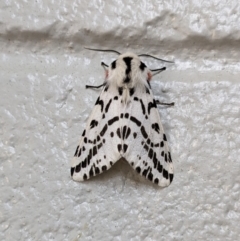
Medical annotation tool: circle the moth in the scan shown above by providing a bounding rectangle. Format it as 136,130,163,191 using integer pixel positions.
71,48,174,187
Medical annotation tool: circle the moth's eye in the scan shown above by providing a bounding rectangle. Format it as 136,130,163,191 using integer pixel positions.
111,60,116,69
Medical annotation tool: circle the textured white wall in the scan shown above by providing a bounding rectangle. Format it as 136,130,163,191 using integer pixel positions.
1,1,240,240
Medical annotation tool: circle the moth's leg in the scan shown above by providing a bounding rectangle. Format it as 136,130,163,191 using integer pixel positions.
156,100,174,106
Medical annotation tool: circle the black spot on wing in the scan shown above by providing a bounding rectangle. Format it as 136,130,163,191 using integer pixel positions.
117,144,122,152
125,113,129,118
100,124,108,136
152,123,160,133
82,157,87,168
143,144,149,152
75,163,81,173
88,149,92,165
122,126,127,139
116,128,121,138
130,116,141,126
140,99,146,115
108,116,119,125
93,146,97,156
169,174,174,183
125,127,131,139
118,87,123,95
123,144,128,153
74,145,79,157
111,60,116,69
124,76,131,83
136,166,141,173
140,126,148,139
139,61,146,71
82,130,86,137
148,99,157,114
104,85,109,92
153,152,157,168
98,143,102,150
114,96,118,100
95,167,100,174
148,148,153,159
148,171,153,181
165,153,168,162
71,167,74,176
163,169,168,179
134,97,139,101
129,88,135,96
157,162,162,173
89,166,94,177
95,97,104,112
105,99,112,113
133,132,137,138
90,120,98,129
142,167,150,177
163,134,167,141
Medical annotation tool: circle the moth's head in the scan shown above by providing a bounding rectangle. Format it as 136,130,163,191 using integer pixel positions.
85,47,171,84
107,52,152,84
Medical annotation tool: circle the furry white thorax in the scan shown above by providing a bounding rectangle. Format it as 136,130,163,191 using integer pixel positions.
107,52,149,104
107,52,149,88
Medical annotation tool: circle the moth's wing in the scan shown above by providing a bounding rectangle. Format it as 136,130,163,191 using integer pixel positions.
71,84,122,181
122,85,174,187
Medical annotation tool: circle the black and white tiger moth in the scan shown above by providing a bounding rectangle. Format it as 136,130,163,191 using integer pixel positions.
71,49,174,187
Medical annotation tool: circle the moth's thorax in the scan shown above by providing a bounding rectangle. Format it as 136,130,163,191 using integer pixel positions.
107,52,149,89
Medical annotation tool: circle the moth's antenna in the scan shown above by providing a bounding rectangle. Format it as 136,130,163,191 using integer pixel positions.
138,54,174,63
150,67,166,76
85,47,121,55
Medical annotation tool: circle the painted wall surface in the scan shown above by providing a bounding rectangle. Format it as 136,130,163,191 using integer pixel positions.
1,1,239,240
